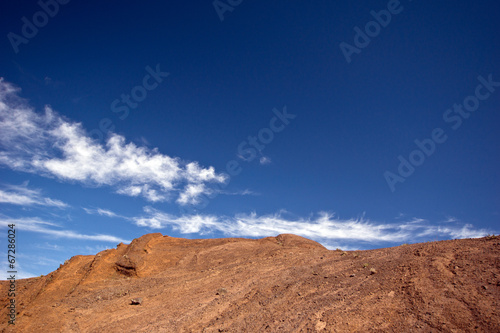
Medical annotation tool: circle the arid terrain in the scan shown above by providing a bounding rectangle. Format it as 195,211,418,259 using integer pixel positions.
1,233,499,332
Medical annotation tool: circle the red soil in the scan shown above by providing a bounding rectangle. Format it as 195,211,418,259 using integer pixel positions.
1,233,499,332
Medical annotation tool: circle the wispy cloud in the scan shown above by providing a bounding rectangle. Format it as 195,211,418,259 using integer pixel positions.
33,242,112,255
132,208,493,248
83,207,126,219
0,216,129,243
176,183,208,205
34,242,63,251
218,189,259,196
442,216,459,223
259,156,271,165
0,79,226,205
0,182,68,208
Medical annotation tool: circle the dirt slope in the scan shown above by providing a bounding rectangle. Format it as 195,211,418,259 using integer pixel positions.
1,233,499,332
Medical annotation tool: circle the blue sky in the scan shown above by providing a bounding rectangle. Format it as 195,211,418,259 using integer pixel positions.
1,0,499,278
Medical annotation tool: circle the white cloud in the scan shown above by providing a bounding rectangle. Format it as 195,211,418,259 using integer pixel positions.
83,207,125,219
0,216,129,243
43,198,68,208
0,79,226,205
177,184,209,205
132,208,493,248
96,208,119,218
0,182,69,208
442,216,459,223
259,156,271,165
34,242,63,251
218,189,258,196
395,213,405,219
34,242,112,255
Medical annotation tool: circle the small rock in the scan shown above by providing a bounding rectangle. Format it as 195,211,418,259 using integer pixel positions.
216,288,227,295
350,274,355,277
130,297,142,305
481,285,488,290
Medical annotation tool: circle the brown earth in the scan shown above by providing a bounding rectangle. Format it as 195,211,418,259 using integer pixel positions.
1,233,499,332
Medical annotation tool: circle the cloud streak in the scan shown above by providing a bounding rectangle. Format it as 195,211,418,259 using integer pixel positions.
0,182,68,208
83,207,125,219
133,208,493,249
0,216,129,243
0,79,226,205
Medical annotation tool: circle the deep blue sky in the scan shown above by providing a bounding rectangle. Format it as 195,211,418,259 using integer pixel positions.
1,0,499,277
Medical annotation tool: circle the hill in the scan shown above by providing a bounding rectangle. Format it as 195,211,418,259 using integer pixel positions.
1,233,499,332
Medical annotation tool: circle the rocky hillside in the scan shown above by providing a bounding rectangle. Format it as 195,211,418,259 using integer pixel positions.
1,233,499,332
